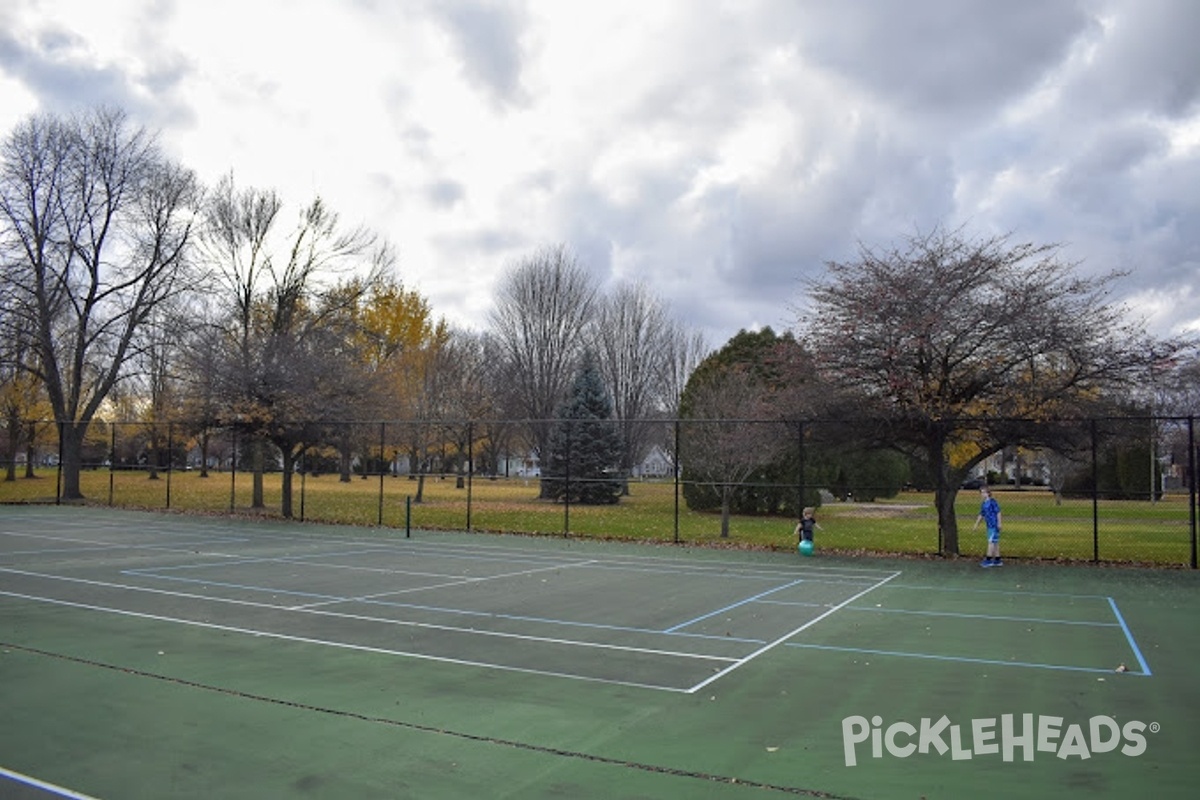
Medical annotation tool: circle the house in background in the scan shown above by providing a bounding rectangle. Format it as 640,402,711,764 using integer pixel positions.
630,444,673,479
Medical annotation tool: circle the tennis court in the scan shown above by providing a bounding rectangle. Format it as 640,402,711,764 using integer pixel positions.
1,506,1196,798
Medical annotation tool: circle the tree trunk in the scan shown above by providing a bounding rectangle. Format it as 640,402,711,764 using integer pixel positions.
280,448,296,518
936,486,960,555
250,439,265,509
147,436,160,480
720,486,731,538
928,424,960,555
199,429,210,478
338,425,353,482
59,421,86,500
4,416,17,482
23,422,37,478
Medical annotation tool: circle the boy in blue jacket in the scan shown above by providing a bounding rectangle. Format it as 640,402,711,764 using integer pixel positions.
972,487,1002,567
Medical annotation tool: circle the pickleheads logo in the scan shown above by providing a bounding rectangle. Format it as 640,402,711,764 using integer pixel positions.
841,714,1157,767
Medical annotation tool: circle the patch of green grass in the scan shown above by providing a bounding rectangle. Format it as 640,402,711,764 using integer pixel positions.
1,469,1194,566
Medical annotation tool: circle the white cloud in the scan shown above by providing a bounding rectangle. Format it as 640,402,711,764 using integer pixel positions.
2,0,1197,344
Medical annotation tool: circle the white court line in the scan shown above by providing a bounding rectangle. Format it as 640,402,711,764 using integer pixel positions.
294,558,600,609
1,520,903,691
2,564,777,648
884,582,1112,600
0,766,101,800
768,594,1145,677
0,512,1159,683
4,512,899,584
0,528,248,556
762,602,1123,628
0,588,703,694
0,567,737,663
0,527,246,544
122,554,604,606
3,512,896,576
665,579,807,632
133,546,414,571
129,544,886,590
685,570,903,694
784,643,1137,676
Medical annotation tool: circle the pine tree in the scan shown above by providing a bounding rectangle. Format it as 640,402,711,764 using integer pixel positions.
541,355,623,504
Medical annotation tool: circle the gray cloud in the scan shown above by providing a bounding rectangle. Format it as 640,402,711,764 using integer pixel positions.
0,25,141,115
1064,0,1200,118
425,178,466,208
0,7,192,130
787,0,1090,116
1055,122,1168,214
424,0,529,108
4,0,1195,349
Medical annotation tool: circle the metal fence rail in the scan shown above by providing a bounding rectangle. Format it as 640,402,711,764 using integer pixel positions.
4,415,1197,567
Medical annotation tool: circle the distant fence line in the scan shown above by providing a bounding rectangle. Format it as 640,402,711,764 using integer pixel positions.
4,414,1198,568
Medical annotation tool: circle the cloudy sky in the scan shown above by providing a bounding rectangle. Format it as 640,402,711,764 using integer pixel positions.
1,0,1197,347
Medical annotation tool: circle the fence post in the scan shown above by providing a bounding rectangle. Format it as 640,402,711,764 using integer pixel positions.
1090,418,1099,563
54,420,63,505
108,424,117,506
796,419,805,523
229,430,238,512
165,422,173,510
1189,416,1197,569
563,420,572,537
466,422,474,532
299,448,307,521
378,422,386,526
673,419,680,544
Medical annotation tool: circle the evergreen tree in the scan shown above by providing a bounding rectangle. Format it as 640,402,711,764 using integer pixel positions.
542,355,623,505
680,327,909,516
681,328,821,515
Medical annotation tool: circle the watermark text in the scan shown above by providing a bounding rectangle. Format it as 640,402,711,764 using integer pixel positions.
841,714,1156,767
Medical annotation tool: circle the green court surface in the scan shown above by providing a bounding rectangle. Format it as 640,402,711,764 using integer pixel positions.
1,506,1197,799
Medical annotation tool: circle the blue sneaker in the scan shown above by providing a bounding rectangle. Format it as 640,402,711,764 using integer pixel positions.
980,558,994,568
992,559,1003,567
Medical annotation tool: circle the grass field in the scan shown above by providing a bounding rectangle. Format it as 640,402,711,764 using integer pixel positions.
1,467,1195,566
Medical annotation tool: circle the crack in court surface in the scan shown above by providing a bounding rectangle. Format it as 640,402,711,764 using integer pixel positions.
1,640,864,799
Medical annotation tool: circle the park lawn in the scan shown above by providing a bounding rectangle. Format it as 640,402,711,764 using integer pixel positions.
1,468,1193,565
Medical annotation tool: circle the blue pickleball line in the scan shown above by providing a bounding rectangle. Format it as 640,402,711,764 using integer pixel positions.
1107,596,1152,676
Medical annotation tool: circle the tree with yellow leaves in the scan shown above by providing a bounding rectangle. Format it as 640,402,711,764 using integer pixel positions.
349,273,449,497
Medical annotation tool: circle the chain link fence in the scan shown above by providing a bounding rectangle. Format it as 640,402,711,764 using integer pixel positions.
3,415,1196,567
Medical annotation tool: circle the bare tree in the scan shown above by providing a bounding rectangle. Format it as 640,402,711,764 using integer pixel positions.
660,320,710,416
801,227,1185,554
0,107,200,499
426,327,503,487
658,321,710,475
472,331,522,476
1042,447,1086,506
176,297,225,477
199,173,382,517
680,366,784,538
1153,352,1200,416
593,281,674,492
136,307,189,479
487,244,598,492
